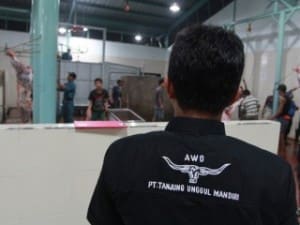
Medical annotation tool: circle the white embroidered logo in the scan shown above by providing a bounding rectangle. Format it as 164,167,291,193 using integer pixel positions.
162,156,231,184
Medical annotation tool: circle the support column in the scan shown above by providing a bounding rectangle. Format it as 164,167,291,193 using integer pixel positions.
232,0,237,31
164,35,169,48
272,11,286,113
102,28,106,78
30,0,60,123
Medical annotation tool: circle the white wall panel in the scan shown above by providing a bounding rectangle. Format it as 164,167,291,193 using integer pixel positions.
0,121,279,225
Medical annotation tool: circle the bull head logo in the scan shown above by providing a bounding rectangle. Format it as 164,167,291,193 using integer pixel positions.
162,156,231,184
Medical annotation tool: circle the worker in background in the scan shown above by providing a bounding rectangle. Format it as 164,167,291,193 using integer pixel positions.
284,87,298,143
294,71,300,140
86,78,109,121
58,72,77,123
153,78,165,121
112,80,123,108
270,84,290,156
87,24,297,225
261,94,273,119
239,89,260,120
61,48,73,61
6,48,33,123
263,87,298,142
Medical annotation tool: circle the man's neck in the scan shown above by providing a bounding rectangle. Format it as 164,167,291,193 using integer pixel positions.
174,108,221,121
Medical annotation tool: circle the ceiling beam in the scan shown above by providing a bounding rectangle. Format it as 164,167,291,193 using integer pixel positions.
0,15,29,23
0,6,30,15
0,11,166,36
169,0,209,33
0,8,166,37
127,0,169,8
76,1,173,20
76,15,167,36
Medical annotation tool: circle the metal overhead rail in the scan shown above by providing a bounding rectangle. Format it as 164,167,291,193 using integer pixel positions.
75,15,166,36
60,22,107,80
76,1,173,20
128,0,170,8
228,3,300,27
226,0,300,113
0,4,167,38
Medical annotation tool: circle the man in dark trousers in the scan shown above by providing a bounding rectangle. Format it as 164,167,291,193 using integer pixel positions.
153,78,165,121
112,80,123,108
87,24,297,225
58,72,76,123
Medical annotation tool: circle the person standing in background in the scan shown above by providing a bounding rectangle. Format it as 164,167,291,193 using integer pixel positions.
261,95,273,119
153,78,165,121
6,48,33,123
112,80,123,108
262,87,298,142
270,84,290,157
58,72,77,123
61,48,73,61
86,78,109,121
239,90,260,120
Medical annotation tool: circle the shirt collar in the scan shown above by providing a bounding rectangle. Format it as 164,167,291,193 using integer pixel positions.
165,117,226,136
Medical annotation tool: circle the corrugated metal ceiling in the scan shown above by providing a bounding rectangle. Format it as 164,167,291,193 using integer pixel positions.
0,0,233,47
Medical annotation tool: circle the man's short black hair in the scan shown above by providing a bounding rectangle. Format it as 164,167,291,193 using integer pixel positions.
69,72,77,79
158,78,164,85
243,89,251,96
168,24,245,115
94,78,103,83
278,84,287,93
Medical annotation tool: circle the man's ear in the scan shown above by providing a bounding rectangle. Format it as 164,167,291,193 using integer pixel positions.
165,76,176,99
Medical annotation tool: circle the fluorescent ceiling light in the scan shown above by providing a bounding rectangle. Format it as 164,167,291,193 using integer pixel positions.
58,27,67,34
83,27,88,32
170,2,180,13
135,34,142,42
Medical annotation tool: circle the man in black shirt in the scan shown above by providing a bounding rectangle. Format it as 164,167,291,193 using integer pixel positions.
86,78,109,121
87,24,297,225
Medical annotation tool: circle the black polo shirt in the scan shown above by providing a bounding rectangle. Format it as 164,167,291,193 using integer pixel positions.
87,117,297,225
